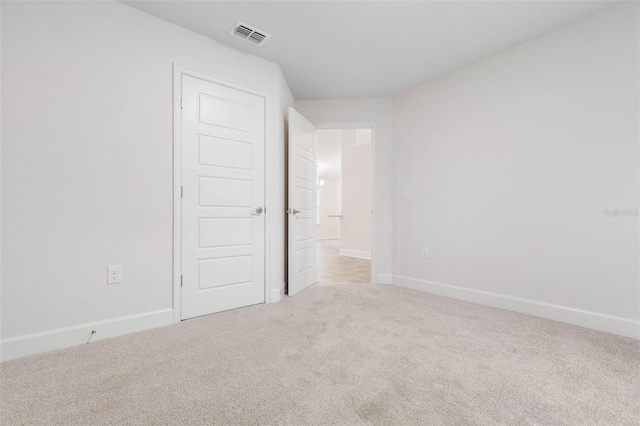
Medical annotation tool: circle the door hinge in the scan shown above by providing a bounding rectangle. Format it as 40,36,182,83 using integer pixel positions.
180,97,184,110
181,186,183,198
180,275,183,287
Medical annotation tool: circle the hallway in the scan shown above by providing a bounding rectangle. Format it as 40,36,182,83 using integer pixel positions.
317,239,370,283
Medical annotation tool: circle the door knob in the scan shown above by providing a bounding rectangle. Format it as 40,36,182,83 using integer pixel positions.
287,208,301,215
254,206,263,215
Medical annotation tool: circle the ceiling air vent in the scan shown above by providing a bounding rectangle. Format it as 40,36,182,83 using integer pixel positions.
229,21,271,47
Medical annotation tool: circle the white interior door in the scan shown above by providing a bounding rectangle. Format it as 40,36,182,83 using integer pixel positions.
287,107,317,296
181,75,265,319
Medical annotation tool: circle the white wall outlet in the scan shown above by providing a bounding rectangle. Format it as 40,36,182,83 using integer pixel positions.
421,248,429,259
107,265,122,284
402,188,413,199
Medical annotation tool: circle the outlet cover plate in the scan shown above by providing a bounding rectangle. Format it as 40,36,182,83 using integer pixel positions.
421,248,429,259
108,265,122,284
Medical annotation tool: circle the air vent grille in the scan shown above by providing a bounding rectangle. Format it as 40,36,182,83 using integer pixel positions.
234,25,252,37
248,31,267,45
229,21,271,47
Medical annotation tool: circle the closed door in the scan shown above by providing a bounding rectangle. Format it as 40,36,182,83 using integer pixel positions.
287,107,317,296
181,75,265,320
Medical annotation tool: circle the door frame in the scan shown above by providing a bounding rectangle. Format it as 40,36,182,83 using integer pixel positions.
172,64,271,324
314,121,377,284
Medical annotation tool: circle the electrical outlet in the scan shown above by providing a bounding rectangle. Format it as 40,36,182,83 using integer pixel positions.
107,265,122,284
421,248,429,259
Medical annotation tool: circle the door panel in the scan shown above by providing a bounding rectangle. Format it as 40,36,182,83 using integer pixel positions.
199,256,253,289
182,75,265,319
198,94,253,131
199,177,253,207
199,136,253,170
199,218,252,248
287,108,318,296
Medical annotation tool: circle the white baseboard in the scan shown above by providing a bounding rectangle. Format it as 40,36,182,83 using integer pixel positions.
317,235,340,240
0,308,174,362
339,249,371,260
376,274,393,285
270,286,284,303
392,275,639,339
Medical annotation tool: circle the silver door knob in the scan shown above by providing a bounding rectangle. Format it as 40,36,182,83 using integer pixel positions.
254,207,263,214
287,208,301,215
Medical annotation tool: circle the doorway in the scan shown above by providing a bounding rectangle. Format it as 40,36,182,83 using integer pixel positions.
316,128,373,283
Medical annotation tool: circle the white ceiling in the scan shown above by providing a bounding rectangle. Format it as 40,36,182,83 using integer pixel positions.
122,1,622,100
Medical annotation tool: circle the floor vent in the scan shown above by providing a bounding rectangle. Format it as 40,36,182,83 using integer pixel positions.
229,21,271,47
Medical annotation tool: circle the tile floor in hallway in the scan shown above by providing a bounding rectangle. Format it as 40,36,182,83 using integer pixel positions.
317,239,371,283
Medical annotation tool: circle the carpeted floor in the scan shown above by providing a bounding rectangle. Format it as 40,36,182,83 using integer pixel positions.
1,280,639,425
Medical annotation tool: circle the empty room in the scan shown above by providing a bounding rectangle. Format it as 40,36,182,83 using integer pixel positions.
1,1,638,425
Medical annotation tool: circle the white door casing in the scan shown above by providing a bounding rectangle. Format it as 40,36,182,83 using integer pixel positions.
287,107,318,296
181,75,266,319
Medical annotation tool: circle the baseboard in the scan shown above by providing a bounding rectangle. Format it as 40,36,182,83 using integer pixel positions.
317,235,340,240
376,274,393,285
270,286,284,303
392,275,640,339
0,308,174,362
339,249,371,260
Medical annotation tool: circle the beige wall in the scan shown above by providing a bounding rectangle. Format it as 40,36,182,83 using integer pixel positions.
316,128,342,240
392,3,639,336
340,130,372,257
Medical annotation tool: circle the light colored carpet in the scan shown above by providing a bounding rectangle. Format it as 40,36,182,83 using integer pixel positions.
1,281,639,425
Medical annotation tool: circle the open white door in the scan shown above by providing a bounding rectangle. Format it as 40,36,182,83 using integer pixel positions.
287,107,317,296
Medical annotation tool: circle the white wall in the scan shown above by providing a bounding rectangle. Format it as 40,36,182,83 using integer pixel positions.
340,129,372,258
295,98,393,284
392,3,639,338
317,177,342,240
1,1,295,359
316,128,342,240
